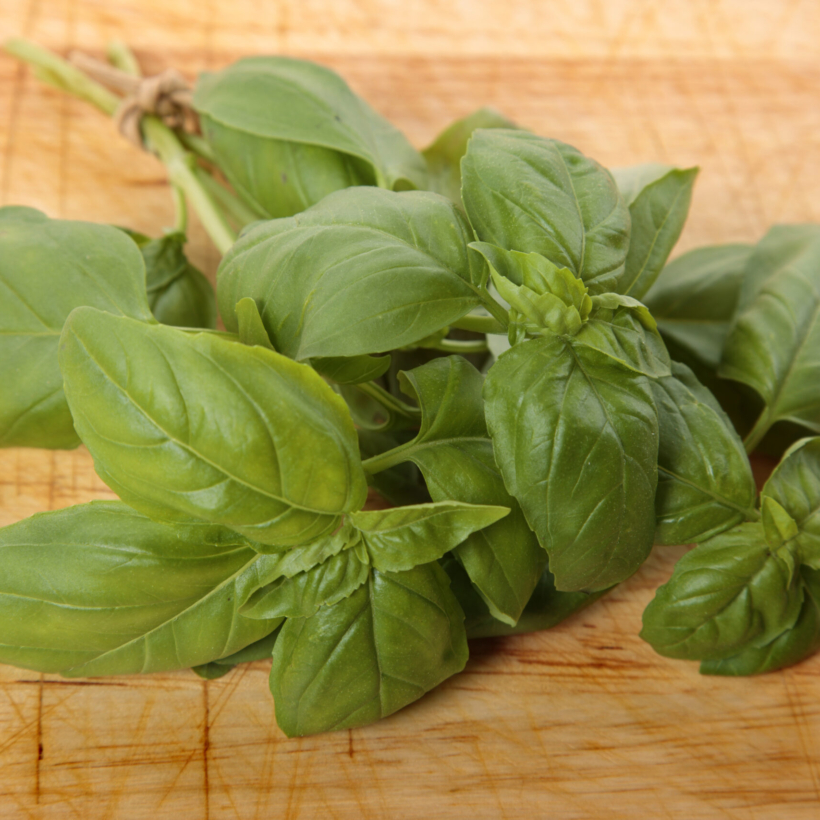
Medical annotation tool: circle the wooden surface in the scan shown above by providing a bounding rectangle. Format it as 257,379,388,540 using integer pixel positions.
2,2,820,817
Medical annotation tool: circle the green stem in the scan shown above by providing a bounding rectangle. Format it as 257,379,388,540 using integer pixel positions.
178,131,219,165
194,166,260,229
4,37,120,115
106,39,141,76
429,338,489,354
478,290,509,329
171,185,188,234
356,381,421,422
362,440,416,475
141,116,236,254
743,408,774,455
450,312,506,334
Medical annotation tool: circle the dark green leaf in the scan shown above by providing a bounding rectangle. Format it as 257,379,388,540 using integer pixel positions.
311,354,392,385
422,107,519,204
0,209,153,448
484,334,658,592
611,164,698,298
60,309,367,547
270,563,468,737
652,362,757,545
217,187,484,359
640,523,804,661
0,501,280,675
461,130,630,293
644,244,753,370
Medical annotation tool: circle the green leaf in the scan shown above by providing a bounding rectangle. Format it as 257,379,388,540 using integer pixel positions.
640,523,804,661
0,209,153,449
270,563,468,736
131,231,217,329
644,244,753,370
719,226,820,436
761,436,820,567
351,501,510,572
242,542,371,619
192,626,281,679
461,130,630,294
193,56,427,218
311,354,392,385
235,297,274,349
60,308,367,547
611,164,698,298
422,107,519,204
484,334,658,592
0,501,280,675
217,187,484,359
652,362,757,545
391,356,548,624
700,566,820,675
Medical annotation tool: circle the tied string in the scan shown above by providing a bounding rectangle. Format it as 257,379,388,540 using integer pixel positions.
68,51,195,148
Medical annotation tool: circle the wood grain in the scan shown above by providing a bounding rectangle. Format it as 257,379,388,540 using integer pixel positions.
1,1,820,817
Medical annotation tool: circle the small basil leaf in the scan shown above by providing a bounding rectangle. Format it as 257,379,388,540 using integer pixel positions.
484,334,659,592
60,309,367,547
236,297,274,349
242,543,370,619
396,356,548,624
640,523,804,661
719,226,820,436
0,501,279,675
192,625,282,679
311,354,392,385
193,56,427,218
350,501,510,572
0,210,153,449
217,187,484,359
761,436,820,567
700,567,820,675
644,244,753,370
270,563,468,737
422,107,519,204
761,496,800,549
652,362,757,545
461,130,630,294
611,164,698,298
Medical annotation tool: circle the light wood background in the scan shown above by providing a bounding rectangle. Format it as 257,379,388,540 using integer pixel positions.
2,2,820,817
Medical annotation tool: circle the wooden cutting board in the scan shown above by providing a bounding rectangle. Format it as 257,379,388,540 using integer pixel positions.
2,2,820,817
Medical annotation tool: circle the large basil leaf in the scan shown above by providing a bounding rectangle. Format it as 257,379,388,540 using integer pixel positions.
644,244,753,370
485,334,658,591
611,164,698,298
0,501,279,675
719,226,820,440
761,437,820,568
652,362,757,545
422,107,518,204
388,356,547,625
461,130,630,293
270,562,468,736
217,187,484,359
351,501,510,572
193,56,427,219
640,523,804,661
59,309,367,547
0,208,153,449
700,566,820,675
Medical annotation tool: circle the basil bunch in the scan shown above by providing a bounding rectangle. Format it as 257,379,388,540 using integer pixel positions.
3,51,820,737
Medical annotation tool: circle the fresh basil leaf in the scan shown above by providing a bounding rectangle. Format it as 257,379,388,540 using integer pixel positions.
644,244,753,370
611,164,698,298
761,436,820,567
270,563,468,736
395,356,548,624
700,566,820,675
217,187,484,359
719,226,820,438
311,354,392,385
461,130,630,294
350,501,510,572
193,56,427,219
242,542,370,619
652,362,757,545
484,334,658,592
640,523,804,661
236,296,275,349
0,501,280,675
0,209,153,449
422,107,518,204
192,625,282,679
60,308,367,547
